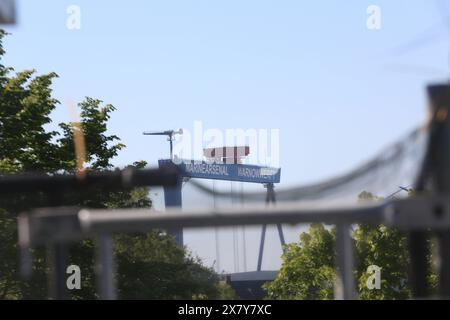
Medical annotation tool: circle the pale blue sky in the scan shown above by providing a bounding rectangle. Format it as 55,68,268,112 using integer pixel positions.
3,0,450,272
4,0,449,187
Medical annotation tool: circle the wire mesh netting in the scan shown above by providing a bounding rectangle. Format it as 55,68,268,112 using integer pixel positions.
187,126,428,204
169,126,429,273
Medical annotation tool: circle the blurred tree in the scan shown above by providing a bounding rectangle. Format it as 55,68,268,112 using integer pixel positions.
354,191,410,299
264,191,436,300
263,224,335,300
355,191,437,299
0,30,232,299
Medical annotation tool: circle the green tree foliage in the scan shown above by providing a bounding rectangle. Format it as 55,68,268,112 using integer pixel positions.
264,224,335,300
354,191,410,299
114,233,226,300
0,30,231,299
264,191,436,300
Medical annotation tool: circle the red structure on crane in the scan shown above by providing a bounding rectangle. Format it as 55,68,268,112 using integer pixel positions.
203,146,250,164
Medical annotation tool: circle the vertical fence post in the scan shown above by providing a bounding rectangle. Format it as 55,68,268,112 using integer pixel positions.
335,223,356,300
437,232,450,297
426,84,450,298
96,233,117,300
47,242,69,300
408,231,429,298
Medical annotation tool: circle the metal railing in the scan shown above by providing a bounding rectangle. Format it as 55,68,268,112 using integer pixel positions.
13,83,450,300
17,194,450,300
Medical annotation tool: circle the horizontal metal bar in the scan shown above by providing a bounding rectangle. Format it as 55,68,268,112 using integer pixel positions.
79,201,385,234
19,207,83,246
0,167,179,194
384,195,450,230
24,195,450,247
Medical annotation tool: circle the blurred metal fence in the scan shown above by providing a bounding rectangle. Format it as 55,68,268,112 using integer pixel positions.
13,83,450,300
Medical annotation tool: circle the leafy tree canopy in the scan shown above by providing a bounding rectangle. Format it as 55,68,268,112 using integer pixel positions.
264,191,436,300
0,30,232,300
